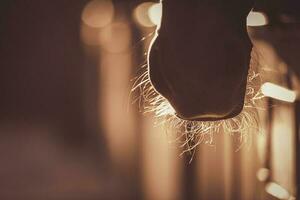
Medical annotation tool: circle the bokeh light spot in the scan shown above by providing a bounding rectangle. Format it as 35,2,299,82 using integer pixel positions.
82,0,114,28
148,3,162,28
133,2,156,28
261,82,297,103
247,11,268,27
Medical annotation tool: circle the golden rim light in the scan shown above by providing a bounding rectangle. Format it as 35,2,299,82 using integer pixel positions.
132,49,264,153
81,0,298,152
131,2,271,152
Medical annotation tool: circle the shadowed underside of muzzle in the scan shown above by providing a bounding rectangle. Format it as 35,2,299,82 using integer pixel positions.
148,0,254,121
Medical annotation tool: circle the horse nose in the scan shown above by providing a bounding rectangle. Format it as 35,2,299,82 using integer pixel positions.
148,35,251,121
147,0,254,121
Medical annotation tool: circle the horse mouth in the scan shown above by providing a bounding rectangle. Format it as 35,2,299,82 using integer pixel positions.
174,101,244,121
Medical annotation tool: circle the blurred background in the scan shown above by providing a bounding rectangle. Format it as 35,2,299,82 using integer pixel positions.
0,0,300,199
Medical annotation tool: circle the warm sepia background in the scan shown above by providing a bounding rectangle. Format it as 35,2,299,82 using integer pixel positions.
0,0,299,200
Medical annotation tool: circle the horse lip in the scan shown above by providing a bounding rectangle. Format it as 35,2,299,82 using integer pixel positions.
174,101,244,122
